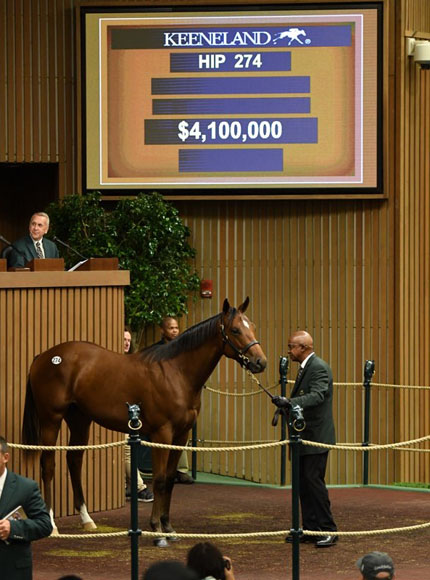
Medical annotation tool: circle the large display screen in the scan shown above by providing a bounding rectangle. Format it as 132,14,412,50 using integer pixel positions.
81,4,383,198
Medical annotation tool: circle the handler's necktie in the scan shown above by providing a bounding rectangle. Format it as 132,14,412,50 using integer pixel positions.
35,241,44,259
295,366,304,384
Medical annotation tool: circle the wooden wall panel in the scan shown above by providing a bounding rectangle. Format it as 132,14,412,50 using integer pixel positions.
0,273,127,517
0,0,76,195
405,0,430,29
397,0,430,485
176,200,395,485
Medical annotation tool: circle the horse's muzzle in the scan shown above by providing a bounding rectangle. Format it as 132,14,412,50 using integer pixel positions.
247,357,267,374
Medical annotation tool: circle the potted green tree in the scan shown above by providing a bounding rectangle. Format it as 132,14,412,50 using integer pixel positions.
47,192,200,342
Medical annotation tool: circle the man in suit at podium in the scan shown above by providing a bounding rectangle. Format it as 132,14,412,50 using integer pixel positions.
8,212,59,268
0,436,52,579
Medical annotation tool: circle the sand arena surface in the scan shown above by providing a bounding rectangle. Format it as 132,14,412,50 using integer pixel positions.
32,483,430,580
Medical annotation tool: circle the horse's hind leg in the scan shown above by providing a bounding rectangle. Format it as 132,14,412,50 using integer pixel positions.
65,407,96,531
150,445,173,547
39,420,63,536
151,433,185,542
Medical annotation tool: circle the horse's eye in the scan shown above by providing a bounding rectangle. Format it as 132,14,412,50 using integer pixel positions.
231,328,240,335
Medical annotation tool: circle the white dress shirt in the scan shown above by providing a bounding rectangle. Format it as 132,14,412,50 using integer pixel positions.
0,467,7,499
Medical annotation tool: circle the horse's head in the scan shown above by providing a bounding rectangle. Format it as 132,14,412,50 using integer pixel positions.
220,298,267,373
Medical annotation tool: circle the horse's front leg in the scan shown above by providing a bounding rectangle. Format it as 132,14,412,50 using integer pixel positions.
150,445,172,547
160,445,185,537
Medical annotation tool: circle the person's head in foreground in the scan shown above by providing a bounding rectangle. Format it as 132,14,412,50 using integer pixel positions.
356,551,395,580
187,541,233,580
142,560,198,580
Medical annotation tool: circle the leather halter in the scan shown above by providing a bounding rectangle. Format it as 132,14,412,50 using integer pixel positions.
220,322,260,368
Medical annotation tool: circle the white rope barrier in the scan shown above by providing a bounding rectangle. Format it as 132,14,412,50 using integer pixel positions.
9,433,430,453
50,520,430,540
9,434,429,545
204,378,430,396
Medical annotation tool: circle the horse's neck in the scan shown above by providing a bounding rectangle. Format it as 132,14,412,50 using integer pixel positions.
177,341,223,392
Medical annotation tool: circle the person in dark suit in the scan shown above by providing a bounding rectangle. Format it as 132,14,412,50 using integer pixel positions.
155,317,194,484
0,435,53,579
273,331,338,547
8,212,59,268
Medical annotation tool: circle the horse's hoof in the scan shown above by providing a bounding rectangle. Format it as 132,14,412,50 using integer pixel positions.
50,528,60,537
82,521,97,532
153,537,169,548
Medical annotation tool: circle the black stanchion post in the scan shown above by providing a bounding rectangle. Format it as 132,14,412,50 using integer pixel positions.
127,403,143,580
362,360,375,486
279,356,289,486
289,405,305,580
270,394,305,579
191,423,197,481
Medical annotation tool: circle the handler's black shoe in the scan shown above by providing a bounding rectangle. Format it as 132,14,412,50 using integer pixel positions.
315,534,338,547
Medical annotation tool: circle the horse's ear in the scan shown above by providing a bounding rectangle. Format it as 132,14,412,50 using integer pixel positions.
238,297,250,313
222,298,230,314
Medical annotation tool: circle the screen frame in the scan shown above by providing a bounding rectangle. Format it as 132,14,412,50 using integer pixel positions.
78,1,386,200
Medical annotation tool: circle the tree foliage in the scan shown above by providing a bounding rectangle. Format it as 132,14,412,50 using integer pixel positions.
46,192,199,330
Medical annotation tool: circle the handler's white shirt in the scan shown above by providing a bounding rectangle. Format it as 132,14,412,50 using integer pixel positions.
300,351,315,370
0,467,7,499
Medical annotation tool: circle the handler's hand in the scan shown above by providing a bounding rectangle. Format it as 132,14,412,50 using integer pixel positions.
272,396,290,408
0,518,11,541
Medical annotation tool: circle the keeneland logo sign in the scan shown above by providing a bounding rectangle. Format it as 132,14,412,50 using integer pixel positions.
163,27,312,47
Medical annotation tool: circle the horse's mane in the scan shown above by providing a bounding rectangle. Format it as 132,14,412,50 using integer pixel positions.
138,309,236,362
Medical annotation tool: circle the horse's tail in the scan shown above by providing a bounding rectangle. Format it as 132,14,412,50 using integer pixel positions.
22,368,40,452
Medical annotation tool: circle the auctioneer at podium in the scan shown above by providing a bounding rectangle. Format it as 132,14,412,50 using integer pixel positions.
7,212,59,269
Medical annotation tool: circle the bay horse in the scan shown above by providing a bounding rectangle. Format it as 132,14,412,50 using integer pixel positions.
21,298,266,543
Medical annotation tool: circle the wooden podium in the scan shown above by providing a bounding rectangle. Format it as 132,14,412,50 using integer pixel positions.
26,258,65,271
0,267,129,517
0,258,6,272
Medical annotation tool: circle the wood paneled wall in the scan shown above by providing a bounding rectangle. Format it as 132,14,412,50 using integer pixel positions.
0,0,76,195
0,272,128,516
397,0,430,484
177,200,395,485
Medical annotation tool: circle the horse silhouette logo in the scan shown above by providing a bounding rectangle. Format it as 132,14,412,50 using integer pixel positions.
273,28,309,46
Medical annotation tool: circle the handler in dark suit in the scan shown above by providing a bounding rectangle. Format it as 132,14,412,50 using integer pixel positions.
0,436,52,579
273,331,338,547
8,212,59,268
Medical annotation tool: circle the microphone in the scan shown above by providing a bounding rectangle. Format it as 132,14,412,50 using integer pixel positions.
52,236,88,261
279,355,289,379
0,234,12,246
0,234,27,259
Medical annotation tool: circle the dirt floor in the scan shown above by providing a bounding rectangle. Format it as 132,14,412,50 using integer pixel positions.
32,481,430,580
